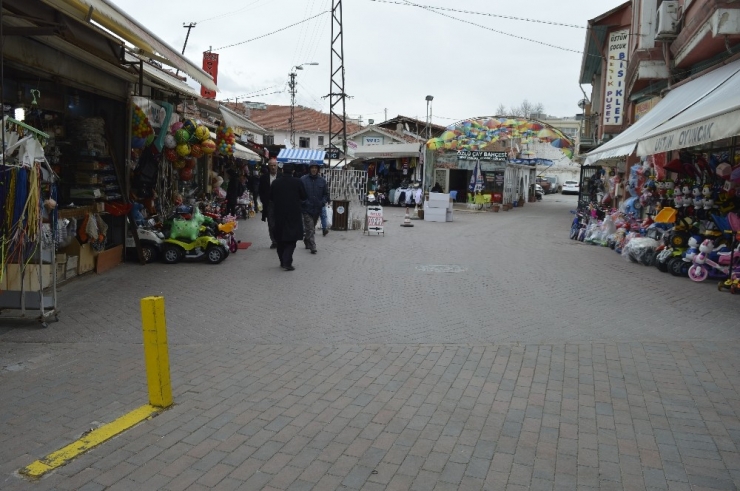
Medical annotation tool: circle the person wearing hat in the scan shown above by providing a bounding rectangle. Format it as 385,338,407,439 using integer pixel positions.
259,158,279,248
270,163,307,270
300,163,330,254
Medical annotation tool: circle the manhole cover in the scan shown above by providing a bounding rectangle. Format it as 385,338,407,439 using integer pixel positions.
416,264,468,273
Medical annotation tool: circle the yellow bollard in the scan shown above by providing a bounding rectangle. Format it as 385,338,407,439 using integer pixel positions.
140,296,173,408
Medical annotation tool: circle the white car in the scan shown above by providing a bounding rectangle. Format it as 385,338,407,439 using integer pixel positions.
561,180,580,195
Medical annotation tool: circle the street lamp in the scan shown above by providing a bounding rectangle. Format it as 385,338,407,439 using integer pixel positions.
289,62,319,148
425,95,434,139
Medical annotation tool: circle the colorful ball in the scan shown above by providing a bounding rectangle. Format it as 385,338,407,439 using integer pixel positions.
170,121,184,133
194,125,210,142
179,167,193,181
201,139,216,154
182,119,197,133
173,158,186,170
175,129,191,144
176,143,191,157
164,148,178,162
190,144,204,158
164,134,177,149
184,157,196,170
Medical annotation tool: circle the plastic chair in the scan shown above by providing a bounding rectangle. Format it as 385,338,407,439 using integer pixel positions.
449,190,458,202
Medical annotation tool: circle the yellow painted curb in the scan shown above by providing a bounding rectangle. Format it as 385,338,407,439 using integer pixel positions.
20,404,162,479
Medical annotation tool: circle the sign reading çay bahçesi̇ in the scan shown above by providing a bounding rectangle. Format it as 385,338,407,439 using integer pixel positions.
456,150,507,161
602,29,629,127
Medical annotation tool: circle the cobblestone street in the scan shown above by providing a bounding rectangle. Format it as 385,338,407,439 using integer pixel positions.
2,196,740,490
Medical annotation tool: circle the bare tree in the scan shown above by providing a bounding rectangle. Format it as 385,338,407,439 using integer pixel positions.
507,100,546,119
495,103,507,116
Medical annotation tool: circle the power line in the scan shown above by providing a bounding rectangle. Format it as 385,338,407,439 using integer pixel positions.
195,0,279,24
368,0,586,29
377,0,589,56
214,11,330,50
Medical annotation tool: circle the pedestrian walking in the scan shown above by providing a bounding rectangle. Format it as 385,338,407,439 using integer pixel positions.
300,163,330,254
270,163,307,271
225,169,245,217
259,158,279,248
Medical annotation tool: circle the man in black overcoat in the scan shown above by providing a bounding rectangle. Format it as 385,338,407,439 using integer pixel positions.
259,158,279,248
270,163,307,271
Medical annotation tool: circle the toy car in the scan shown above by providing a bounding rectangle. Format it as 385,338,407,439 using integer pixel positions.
160,235,228,265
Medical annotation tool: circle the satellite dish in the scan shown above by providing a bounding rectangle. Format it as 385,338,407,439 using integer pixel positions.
578,98,589,109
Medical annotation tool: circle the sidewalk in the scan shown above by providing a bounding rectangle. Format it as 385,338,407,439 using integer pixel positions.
2,197,740,490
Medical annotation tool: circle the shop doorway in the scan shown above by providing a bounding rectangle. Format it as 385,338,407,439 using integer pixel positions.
449,169,469,201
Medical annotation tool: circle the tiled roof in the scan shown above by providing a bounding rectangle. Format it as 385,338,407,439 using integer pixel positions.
348,125,423,143
224,103,363,135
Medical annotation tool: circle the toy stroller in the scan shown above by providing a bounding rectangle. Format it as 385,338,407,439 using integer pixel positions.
717,212,740,294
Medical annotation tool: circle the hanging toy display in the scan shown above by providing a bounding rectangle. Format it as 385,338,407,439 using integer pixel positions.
216,124,236,156
179,167,194,181
194,125,210,142
175,129,191,145
164,148,178,162
131,104,154,149
164,134,177,149
190,143,204,158
173,158,187,170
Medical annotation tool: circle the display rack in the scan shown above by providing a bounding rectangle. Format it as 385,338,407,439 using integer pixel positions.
1,118,60,327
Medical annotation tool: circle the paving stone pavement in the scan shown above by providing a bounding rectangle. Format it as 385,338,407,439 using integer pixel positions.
2,195,740,490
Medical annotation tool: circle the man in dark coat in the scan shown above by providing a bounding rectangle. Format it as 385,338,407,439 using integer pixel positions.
259,158,279,248
300,163,330,254
225,169,245,217
270,163,307,271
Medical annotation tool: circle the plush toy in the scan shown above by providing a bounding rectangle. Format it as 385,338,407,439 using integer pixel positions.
170,218,199,242
695,239,715,265
684,236,701,262
132,202,147,226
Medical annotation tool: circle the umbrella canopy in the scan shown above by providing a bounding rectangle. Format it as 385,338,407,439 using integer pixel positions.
536,128,559,140
550,138,572,148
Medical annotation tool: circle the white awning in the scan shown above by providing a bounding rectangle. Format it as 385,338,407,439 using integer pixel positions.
41,0,218,92
134,56,200,98
585,59,740,165
352,143,421,158
637,61,740,156
234,142,260,161
219,105,267,136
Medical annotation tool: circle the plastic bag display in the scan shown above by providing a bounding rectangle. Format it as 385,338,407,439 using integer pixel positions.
623,237,659,265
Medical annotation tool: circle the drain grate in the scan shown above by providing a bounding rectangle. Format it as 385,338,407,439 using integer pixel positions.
416,264,468,273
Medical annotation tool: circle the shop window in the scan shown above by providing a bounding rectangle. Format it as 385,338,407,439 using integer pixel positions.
318,135,324,146
299,137,310,148
264,135,274,146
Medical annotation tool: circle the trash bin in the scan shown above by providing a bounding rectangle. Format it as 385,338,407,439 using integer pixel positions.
332,200,349,231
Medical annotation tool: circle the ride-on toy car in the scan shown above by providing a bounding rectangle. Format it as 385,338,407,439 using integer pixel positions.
161,235,228,264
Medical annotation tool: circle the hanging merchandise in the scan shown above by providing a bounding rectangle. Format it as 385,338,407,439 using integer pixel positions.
131,104,155,149
176,143,191,157
190,144,204,158
216,124,235,156
201,139,217,154
194,125,210,142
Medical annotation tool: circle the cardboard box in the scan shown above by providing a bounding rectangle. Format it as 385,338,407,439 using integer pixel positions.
427,192,451,208
56,263,66,281
66,256,79,273
62,239,96,274
95,245,123,274
66,268,78,280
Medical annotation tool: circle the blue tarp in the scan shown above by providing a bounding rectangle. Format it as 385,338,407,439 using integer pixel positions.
276,148,326,164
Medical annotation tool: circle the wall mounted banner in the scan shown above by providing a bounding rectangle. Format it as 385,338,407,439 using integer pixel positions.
603,29,629,127
201,52,219,99
456,150,507,161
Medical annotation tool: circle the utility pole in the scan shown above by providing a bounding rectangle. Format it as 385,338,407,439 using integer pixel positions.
384,108,387,122
175,22,196,77
327,0,348,169
289,71,297,148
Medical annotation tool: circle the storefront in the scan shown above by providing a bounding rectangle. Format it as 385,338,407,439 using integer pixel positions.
346,143,422,206
426,117,573,205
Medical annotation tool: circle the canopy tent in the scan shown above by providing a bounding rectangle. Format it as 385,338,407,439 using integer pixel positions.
233,143,260,161
139,58,200,98
636,63,740,156
40,0,218,92
351,143,422,159
426,117,572,157
585,58,740,165
277,148,326,165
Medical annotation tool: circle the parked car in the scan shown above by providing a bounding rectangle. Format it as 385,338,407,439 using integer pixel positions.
562,180,580,195
543,176,559,194
535,177,551,194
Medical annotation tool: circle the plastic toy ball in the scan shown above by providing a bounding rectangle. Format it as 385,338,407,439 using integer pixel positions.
190,144,204,158
164,148,178,162
175,129,191,144
201,139,216,154
164,134,177,149
176,143,191,157
170,121,184,133
194,125,210,141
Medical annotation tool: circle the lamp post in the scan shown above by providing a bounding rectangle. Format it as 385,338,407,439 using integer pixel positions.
289,62,319,148
425,95,434,139
423,95,434,191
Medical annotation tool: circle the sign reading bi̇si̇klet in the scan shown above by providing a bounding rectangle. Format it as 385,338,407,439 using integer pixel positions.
603,29,629,127
456,150,507,161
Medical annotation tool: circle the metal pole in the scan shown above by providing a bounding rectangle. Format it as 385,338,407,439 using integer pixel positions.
175,23,196,77
289,70,297,148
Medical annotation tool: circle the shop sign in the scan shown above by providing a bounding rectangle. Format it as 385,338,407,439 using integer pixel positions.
201,52,219,99
457,150,507,161
324,146,340,159
365,205,384,234
363,136,383,145
635,96,660,121
602,29,629,127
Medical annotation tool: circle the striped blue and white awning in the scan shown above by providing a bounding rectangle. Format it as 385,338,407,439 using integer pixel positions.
276,148,326,164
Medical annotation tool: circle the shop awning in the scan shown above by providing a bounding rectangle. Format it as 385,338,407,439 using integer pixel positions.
138,57,200,98
584,59,740,165
277,148,326,164
234,142,260,161
352,143,422,159
40,0,218,92
219,106,267,136
637,62,740,156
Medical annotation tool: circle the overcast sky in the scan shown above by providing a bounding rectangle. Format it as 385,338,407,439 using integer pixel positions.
112,0,617,126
